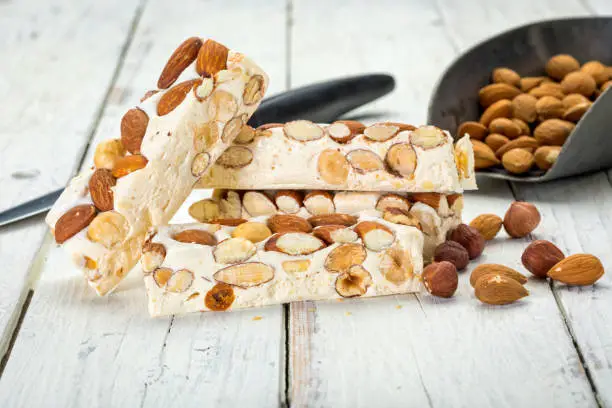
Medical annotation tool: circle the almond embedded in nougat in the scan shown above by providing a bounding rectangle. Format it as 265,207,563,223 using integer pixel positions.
232,222,272,243
327,120,365,143
214,262,275,288
354,221,395,252
165,269,195,293
216,146,253,168
307,213,358,227
267,214,313,234
157,79,201,116
172,229,217,246
243,191,277,217
191,152,211,177
188,199,220,223
196,39,228,78
313,225,358,244
317,149,350,185
142,243,167,273
346,149,384,173
158,37,203,89
265,232,325,256
120,108,149,154
274,190,303,214
376,193,411,213
385,142,417,177
88,169,116,212
87,211,129,249
303,191,335,215
284,120,324,142
54,204,97,244
410,126,447,149
363,123,400,142
382,208,421,229
213,237,256,264
243,75,265,105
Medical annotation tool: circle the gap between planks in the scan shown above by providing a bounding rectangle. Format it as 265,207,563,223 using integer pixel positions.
0,0,148,378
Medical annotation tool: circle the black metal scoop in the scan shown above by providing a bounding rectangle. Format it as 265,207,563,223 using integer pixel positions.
428,17,612,182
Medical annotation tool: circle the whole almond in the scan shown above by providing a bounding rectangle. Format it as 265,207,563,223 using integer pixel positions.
521,240,565,278
469,214,502,240
196,39,229,77
561,71,596,97
562,93,590,109
547,254,604,285
489,118,521,139
520,76,548,92
502,149,534,174
157,79,201,116
533,119,575,146
474,273,529,305
88,169,116,212
545,54,580,80
478,84,521,108
511,94,538,123
54,204,97,244
457,121,488,140
470,264,528,287
529,83,565,100
581,61,609,85
503,201,541,238
495,136,539,158
534,146,561,170
480,99,512,126
472,140,500,169
602,80,612,92
563,102,591,122
485,133,509,151
512,118,530,136
120,108,149,154
535,96,564,120
157,37,202,89
492,67,521,87
173,229,217,246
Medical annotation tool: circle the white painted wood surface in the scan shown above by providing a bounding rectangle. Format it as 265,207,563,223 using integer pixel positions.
0,0,143,360
0,0,611,407
0,1,287,407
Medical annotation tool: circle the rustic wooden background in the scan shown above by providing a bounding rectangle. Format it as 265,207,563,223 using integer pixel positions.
0,0,611,407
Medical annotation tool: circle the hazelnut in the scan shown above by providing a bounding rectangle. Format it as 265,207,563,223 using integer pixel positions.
422,261,458,298
448,224,485,259
503,201,541,238
521,240,565,278
434,241,469,271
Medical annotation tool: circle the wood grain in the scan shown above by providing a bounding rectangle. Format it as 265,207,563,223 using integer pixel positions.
0,1,287,407
0,0,143,361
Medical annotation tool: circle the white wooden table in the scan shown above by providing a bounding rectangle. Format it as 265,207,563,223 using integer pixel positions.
1,0,611,406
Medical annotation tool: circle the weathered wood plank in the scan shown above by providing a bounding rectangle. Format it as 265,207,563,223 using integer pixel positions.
288,0,599,406
0,0,142,360
0,1,288,407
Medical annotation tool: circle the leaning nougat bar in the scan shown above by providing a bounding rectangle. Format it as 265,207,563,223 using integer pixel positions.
188,189,463,261
45,38,268,295
142,212,423,316
196,121,477,193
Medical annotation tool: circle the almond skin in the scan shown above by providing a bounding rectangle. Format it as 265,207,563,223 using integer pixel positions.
267,214,312,234
120,108,149,154
561,71,596,97
492,67,521,87
470,264,528,287
457,121,488,140
478,84,521,108
196,39,229,78
157,79,201,116
474,273,529,305
157,37,202,89
88,169,116,212
502,149,534,174
521,240,565,278
534,146,561,170
485,134,509,152
512,94,538,123
503,201,541,238
547,254,604,285
545,54,580,80
54,205,97,244
533,119,575,146
480,99,512,127
472,140,500,169
469,214,502,240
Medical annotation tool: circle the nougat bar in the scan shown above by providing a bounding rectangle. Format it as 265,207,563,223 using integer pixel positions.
143,213,423,316
196,121,477,193
188,189,463,261
46,38,268,295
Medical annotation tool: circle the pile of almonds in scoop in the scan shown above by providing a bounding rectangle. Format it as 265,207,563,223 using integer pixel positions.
421,201,605,305
459,55,612,175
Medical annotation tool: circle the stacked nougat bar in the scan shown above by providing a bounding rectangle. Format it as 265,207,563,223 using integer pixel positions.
144,121,476,316
46,38,268,295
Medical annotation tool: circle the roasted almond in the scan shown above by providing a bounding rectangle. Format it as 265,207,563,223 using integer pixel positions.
511,94,538,123
308,213,358,227
545,54,580,80
480,99,512,127
173,229,217,246
533,119,575,146
488,118,521,139
563,102,591,122
502,149,534,174
376,193,411,213
495,136,539,158
492,67,521,87
534,146,561,170
520,76,548,92
529,83,565,99
535,96,564,120
485,133,509,152
158,37,202,89
547,254,604,286
478,84,521,108
157,79,200,116
561,71,596,97
457,121,488,140
54,204,97,244
120,108,149,154
474,273,529,305
471,140,500,169
196,39,229,77
88,169,116,212
581,61,609,85
267,214,312,233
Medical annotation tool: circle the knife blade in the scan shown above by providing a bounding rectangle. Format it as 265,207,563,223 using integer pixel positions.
0,73,395,228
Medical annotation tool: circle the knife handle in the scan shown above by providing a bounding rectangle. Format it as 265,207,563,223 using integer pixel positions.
248,73,395,126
